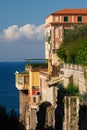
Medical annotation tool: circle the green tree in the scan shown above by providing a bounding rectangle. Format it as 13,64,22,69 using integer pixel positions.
76,40,87,66
57,24,87,65
65,84,79,96
0,105,26,130
57,47,66,61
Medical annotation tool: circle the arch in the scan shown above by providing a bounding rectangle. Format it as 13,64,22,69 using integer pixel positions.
36,101,53,130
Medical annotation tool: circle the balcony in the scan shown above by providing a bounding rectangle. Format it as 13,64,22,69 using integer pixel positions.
15,71,29,90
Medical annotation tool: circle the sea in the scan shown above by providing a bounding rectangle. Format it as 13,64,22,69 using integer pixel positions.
0,61,26,114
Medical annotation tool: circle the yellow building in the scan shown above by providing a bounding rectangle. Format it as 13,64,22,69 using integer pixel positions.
15,59,48,129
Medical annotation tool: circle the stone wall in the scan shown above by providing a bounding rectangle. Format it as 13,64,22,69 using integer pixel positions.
19,91,28,123
60,64,87,94
64,96,79,130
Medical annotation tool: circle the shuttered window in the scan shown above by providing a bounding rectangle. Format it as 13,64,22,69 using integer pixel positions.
78,16,82,22
64,16,68,22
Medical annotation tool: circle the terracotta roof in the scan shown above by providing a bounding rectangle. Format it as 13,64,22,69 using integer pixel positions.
51,8,87,15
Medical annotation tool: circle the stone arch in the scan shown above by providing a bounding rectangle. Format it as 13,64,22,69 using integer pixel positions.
36,101,54,130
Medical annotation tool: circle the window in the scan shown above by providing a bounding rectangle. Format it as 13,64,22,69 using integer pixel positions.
46,32,48,42
33,97,36,102
48,30,51,44
18,76,22,84
78,16,82,22
64,16,68,22
24,76,29,84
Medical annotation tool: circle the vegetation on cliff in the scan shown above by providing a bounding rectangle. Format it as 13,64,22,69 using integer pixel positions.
65,83,79,96
57,24,87,66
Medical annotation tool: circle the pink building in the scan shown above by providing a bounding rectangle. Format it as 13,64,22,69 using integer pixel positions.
45,8,87,68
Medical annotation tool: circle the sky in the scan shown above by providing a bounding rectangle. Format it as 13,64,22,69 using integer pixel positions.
0,0,87,61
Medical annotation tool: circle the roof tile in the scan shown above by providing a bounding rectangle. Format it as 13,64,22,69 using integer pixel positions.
51,8,87,15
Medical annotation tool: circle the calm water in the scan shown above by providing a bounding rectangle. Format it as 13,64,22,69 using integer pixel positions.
0,61,26,113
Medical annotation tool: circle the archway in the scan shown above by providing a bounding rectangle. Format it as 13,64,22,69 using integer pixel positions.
36,101,54,130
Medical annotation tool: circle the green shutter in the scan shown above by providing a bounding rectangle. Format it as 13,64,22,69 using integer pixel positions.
64,16,68,22
78,16,82,22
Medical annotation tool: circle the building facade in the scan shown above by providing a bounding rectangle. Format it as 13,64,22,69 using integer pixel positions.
15,8,87,130
15,61,48,129
45,8,87,73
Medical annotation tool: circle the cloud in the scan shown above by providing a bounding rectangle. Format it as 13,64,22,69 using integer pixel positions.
3,25,20,40
0,24,45,60
2,24,45,41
